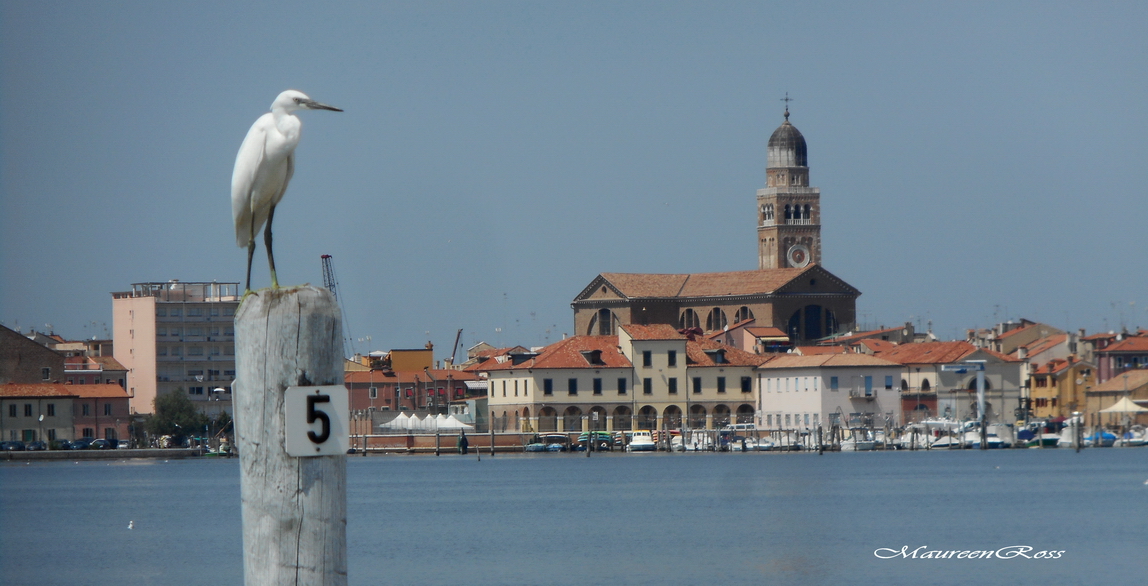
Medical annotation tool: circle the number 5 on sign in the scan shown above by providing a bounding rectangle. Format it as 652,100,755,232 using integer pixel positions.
284,386,349,456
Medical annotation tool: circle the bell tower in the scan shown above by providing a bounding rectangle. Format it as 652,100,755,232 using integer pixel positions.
757,107,822,270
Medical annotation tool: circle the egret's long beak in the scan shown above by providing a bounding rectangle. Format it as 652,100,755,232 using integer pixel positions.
303,99,343,112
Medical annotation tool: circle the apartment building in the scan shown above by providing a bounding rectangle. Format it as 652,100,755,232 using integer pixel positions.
112,281,240,415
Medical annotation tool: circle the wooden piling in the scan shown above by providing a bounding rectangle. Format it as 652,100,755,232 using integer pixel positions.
234,286,347,586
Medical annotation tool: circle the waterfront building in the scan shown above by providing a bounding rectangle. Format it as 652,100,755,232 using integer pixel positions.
111,281,241,415
0,383,129,442
63,355,127,387
757,353,903,430
1085,369,1148,427
571,109,859,345
481,324,766,433
1093,333,1148,384
1029,357,1093,420
875,341,1023,423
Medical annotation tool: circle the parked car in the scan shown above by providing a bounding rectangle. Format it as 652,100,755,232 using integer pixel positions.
50,439,72,450
0,440,26,451
117,440,130,449
25,441,48,451
69,438,93,450
89,439,112,450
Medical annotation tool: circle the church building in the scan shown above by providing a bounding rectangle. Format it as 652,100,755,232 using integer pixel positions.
571,108,859,345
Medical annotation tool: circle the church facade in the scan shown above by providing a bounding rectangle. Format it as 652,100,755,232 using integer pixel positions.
572,108,859,345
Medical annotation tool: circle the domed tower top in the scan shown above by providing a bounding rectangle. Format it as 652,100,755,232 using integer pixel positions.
766,107,808,169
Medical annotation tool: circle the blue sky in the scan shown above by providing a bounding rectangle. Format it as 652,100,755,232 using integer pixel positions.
2,2,1146,355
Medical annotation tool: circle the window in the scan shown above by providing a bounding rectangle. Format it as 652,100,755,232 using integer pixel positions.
24,404,32,417
156,308,167,317
157,327,167,336
568,378,578,395
187,308,203,317
47,404,55,417
523,380,529,397
642,351,652,367
785,414,791,426
544,379,553,396
104,403,112,416
171,346,182,356
830,376,839,391
170,308,181,317
502,381,506,397
48,429,56,441
83,428,94,438
668,378,678,394
188,346,204,356
717,377,726,393
693,377,702,394
514,380,519,397
41,367,51,381
864,376,873,396
617,378,627,395
8,404,16,417
593,378,603,395
369,387,378,399
741,377,752,393
667,350,677,367
885,375,893,390
82,404,90,416
643,378,652,395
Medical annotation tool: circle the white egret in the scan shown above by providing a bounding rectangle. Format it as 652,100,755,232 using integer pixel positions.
231,90,342,291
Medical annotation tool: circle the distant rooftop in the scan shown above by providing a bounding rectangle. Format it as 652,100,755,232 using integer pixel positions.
112,281,240,302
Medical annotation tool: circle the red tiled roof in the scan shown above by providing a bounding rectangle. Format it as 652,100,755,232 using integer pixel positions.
686,338,770,367
857,339,897,352
0,384,78,398
345,369,479,385
91,356,127,371
1018,334,1067,358
1090,369,1148,393
759,354,901,369
1099,336,1148,354
621,324,686,341
877,341,1021,364
995,324,1036,340
1032,359,1074,376
479,336,632,371
794,345,848,355
70,384,130,399
1081,332,1118,342
600,267,814,298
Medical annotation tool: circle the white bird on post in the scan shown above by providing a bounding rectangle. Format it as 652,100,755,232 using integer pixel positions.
232,90,342,292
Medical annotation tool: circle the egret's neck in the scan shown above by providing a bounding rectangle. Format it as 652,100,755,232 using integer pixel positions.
271,109,302,142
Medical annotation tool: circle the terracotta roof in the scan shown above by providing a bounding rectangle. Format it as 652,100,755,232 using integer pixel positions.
345,369,479,385
620,324,686,341
479,336,632,371
857,339,897,352
686,338,770,367
759,354,901,369
1019,334,1068,358
1081,332,1118,342
70,384,130,399
1032,359,1076,376
875,341,977,364
794,345,848,355
0,384,78,398
1099,336,1148,354
876,341,1020,364
995,324,1036,340
598,267,831,299
1090,369,1148,393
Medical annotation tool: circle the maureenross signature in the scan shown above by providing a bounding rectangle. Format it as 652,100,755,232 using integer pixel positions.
874,545,1065,560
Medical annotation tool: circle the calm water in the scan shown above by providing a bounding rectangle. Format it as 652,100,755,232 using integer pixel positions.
1,449,1145,585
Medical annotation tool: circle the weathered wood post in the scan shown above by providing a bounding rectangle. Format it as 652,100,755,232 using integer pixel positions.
234,287,347,586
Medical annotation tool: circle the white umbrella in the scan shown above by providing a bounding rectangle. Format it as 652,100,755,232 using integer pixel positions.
1100,397,1148,413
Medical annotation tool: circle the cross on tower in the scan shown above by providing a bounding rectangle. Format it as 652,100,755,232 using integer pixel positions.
780,92,793,120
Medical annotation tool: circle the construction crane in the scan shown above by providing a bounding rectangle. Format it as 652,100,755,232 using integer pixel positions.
320,254,354,358
448,328,463,367
320,254,339,300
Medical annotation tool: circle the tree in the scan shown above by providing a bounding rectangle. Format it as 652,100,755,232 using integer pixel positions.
145,390,208,437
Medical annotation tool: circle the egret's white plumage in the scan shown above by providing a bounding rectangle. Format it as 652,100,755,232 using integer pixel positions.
231,90,341,291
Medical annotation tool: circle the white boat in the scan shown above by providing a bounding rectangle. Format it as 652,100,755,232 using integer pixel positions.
840,430,876,451
930,435,962,449
626,431,657,452
1114,426,1147,447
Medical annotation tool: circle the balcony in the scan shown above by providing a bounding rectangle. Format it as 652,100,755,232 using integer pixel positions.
848,389,875,401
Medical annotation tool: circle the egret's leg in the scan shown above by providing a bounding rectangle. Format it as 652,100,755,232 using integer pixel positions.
245,241,255,293
265,205,279,288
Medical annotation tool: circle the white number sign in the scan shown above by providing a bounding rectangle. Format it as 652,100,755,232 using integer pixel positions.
284,385,349,457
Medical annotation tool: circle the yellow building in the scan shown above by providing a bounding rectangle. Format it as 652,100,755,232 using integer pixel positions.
1029,358,1093,419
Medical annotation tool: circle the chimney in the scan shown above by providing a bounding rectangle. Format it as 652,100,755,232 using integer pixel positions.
1018,346,1028,360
